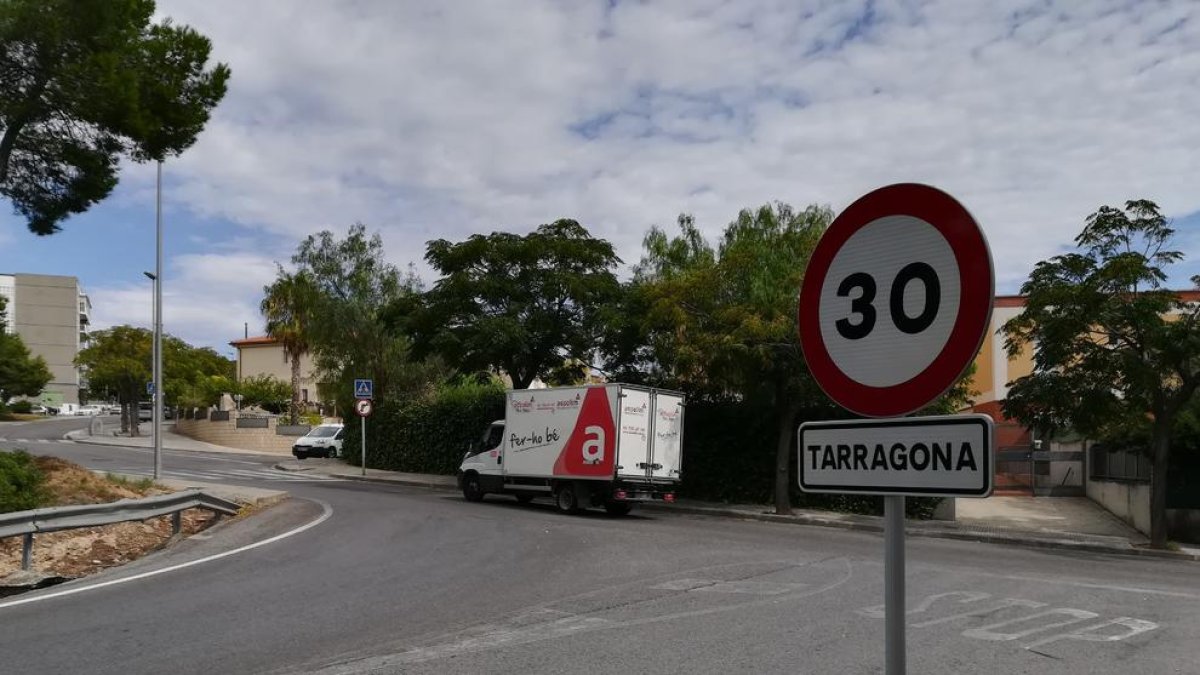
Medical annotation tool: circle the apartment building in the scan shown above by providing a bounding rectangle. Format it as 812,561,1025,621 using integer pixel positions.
0,273,91,405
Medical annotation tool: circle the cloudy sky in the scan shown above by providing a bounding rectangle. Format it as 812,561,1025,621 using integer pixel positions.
1,0,1198,355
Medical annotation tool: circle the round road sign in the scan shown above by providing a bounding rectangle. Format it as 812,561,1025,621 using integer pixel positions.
355,399,373,417
798,183,993,418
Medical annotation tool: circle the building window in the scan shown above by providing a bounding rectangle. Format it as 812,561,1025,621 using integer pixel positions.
301,388,308,402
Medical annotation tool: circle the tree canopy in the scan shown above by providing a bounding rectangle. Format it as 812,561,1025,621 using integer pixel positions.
621,204,832,514
0,0,230,234
77,326,233,433
262,270,318,424
1003,199,1200,548
287,223,445,413
407,219,620,389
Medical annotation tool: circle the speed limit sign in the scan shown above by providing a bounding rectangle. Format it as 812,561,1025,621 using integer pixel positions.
798,183,993,418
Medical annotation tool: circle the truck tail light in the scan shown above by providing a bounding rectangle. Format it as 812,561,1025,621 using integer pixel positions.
614,490,627,501
663,493,676,503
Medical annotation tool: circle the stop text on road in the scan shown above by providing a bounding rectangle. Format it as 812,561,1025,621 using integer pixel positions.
355,399,373,417
798,183,994,418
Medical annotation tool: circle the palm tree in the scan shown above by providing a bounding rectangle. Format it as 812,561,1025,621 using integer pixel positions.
261,272,317,425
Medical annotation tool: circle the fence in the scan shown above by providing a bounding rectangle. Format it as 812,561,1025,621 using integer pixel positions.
1089,445,1151,482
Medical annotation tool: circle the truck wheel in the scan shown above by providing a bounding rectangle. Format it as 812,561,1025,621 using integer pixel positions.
555,484,580,514
604,502,633,516
515,494,534,505
462,474,485,502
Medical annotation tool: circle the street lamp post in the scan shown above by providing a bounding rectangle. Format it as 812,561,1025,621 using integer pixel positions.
143,271,157,461
152,160,163,480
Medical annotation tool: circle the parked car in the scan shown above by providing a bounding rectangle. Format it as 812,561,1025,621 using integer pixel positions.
78,404,105,416
292,424,345,459
29,405,48,415
138,402,153,422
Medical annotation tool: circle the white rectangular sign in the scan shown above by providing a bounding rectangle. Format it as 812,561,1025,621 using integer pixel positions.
798,414,994,497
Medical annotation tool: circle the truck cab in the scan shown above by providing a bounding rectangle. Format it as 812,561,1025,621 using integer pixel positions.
460,421,506,494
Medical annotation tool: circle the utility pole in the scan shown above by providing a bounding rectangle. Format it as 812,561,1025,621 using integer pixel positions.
153,160,164,480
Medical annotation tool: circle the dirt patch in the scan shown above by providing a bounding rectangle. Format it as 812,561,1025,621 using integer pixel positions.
0,457,232,581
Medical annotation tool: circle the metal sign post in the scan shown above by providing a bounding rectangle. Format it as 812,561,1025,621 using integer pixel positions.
885,495,905,674
796,184,995,675
354,390,373,477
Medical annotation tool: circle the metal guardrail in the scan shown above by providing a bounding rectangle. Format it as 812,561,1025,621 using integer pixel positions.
0,490,241,572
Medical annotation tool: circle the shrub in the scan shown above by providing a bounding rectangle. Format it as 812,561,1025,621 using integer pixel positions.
0,450,50,513
237,374,291,414
345,378,506,475
9,400,33,414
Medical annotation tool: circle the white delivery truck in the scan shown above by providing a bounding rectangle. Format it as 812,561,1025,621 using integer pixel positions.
458,384,684,515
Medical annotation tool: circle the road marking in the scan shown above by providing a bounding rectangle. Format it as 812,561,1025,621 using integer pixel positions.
1024,617,1159,650
962,608,1100,641
0,499,333,612
310,558,854,672
858,590,989,619
911,598,1047,628
858,590,1161,654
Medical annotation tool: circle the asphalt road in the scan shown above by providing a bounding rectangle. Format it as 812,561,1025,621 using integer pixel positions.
1,416,1198,674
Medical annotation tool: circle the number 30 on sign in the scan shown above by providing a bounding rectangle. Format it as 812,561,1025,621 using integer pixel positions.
798,184,994,418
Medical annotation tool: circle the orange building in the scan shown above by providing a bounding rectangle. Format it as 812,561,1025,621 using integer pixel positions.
964,291,1200,495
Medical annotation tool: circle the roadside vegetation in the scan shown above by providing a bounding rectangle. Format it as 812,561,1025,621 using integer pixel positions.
0,452,217,580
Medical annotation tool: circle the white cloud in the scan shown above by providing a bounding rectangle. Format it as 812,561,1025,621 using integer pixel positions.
144,0,1200,296
89,251,280,355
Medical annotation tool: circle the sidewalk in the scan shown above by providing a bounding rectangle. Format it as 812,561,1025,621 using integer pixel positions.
275,459,1200,562
66,422,288,457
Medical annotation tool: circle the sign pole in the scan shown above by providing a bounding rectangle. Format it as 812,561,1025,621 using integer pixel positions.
361,416,367,477
884,495,906,675
796,184,996,675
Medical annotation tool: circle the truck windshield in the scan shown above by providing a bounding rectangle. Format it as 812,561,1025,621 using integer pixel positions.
484,424,503,450
308,426,340,438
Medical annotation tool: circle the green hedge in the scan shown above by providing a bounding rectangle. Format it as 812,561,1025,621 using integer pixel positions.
680,399,943,519
345,379,506,475
0,450,49,514
351,382,941,519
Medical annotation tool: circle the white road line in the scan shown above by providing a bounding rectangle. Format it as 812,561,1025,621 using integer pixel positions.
167,470,231,482
0,499,333,611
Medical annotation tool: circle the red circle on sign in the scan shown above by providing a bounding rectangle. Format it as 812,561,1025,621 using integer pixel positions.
798,183,993,418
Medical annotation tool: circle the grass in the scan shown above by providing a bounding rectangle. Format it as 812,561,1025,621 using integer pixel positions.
0,413,45,422
105,473,157,492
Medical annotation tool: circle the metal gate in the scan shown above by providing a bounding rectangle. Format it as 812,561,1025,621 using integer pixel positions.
995,446,1034,495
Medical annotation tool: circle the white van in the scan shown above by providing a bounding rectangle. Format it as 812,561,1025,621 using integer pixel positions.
291,424,345,459
458,384,684,515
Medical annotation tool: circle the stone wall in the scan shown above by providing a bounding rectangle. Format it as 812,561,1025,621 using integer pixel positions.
174,413,302,454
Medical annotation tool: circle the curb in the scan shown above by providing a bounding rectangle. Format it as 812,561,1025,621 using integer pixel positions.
640,502,1200,562
337,473,458,491
273,463,458,492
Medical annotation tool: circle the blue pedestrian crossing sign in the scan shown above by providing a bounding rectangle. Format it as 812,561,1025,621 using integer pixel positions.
146,382,155,395
354,378,374,400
